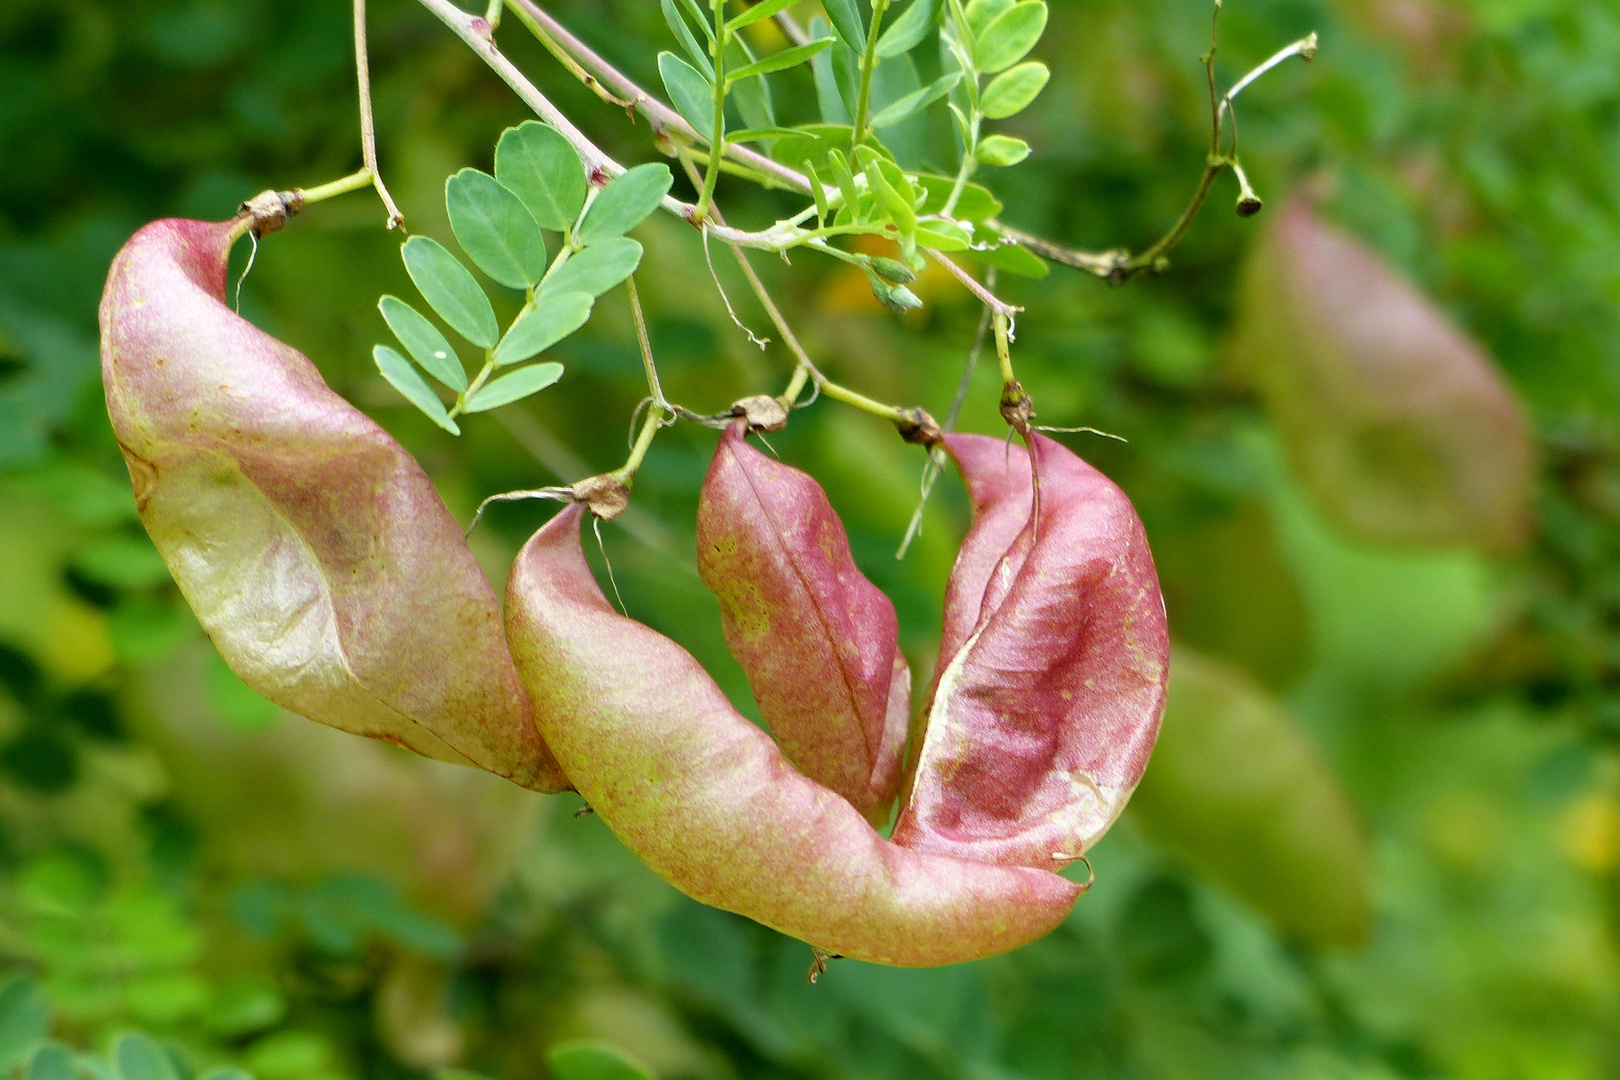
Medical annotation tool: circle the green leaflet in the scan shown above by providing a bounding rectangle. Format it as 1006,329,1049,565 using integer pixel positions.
374,346,458,435
495,121,588,233
495,293,593,367
400,237,497,348
445,168,547,289
576,164,674,246
464,362,564,413
378,295,466,391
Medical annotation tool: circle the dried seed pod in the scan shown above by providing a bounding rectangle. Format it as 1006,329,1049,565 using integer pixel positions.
891,433,1169,870
505,505,1082,967
1130,648,1370,947
1230,197,1534,553
697,423,909,824
100,217,566,792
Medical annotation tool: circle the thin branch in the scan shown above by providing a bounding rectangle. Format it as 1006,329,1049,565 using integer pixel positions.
414,0,802,249
504,0,812,194
354,0,404,229
927,250,1020,316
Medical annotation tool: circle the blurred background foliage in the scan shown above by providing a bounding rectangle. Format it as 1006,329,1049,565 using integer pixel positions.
2,0,1619,1076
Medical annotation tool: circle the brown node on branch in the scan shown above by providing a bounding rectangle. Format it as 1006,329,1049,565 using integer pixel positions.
238,190,304,237
1000,382,1035,434
571,474,630,521
896,407,944,448
729,394,790,433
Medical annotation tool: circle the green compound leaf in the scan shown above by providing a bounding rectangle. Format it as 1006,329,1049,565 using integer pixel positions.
378,295,467,391
974,1,1047,74
576,164,674,246
445,169,547,289
661,0,713,79
821,0,865,52
658,51,715,137
0,977,49,1070
494,293,593,367
464,362,564,413
975,133,1031,166
545,1041,656,1080
981,60,1049,118
727,39,834,85
540,238,643,299
400,237,498,348
114,1034,180,1080
27,1042,74,1080
374,346,459,435
871,70,961,128
964,0,1014,38
495,121,589,233
877,0,944,58
969,238,1050,278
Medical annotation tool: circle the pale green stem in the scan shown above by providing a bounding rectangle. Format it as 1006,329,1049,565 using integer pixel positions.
852,0,891,144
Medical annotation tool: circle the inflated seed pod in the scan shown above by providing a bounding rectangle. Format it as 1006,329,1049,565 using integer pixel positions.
100,217,566,792
1130,648,1370,947
1230,197,1533,553
505,504,1082,967
697,422,909,825
891,433,1169,870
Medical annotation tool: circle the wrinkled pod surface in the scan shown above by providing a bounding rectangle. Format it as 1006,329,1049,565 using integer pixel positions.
505,502,1082,967
100,217,567,792
892,433,1169,869
505,431,1168,964
697,422,910,826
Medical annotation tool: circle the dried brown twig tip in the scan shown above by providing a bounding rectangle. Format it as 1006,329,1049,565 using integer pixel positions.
238,190,304,236
806,947,843,984
1000,382,1036,433
571,474,631,521
896,408,944,448
730,395,790,433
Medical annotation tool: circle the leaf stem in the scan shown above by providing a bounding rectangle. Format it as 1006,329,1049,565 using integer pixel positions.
693,3,729,223
354,0,404,229
852,0,891,144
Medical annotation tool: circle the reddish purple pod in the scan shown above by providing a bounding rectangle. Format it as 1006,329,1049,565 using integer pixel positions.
505,505,1083,967
891,433,1169,871
100,217,567,792
697,423,909,824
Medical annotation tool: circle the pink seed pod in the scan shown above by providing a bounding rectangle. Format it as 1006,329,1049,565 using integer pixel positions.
890,433,1169,870
505,504,1082,967
1230,197,1533,553
697,422,909,825
100,217,567,793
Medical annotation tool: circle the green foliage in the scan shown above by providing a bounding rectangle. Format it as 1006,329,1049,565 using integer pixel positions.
494,122,589,234
7,0,1620,1076
400,237,499,349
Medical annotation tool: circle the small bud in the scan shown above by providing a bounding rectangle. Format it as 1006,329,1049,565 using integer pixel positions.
1232,161,1264,219
865,256,917,285
1299,31,1319,61
867,273,924,314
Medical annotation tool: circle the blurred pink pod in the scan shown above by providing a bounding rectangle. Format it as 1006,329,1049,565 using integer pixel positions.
891,433,1169,871
505,504,1082,967
1230,197,1534,553
697,422,910,825
99,217,567,793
